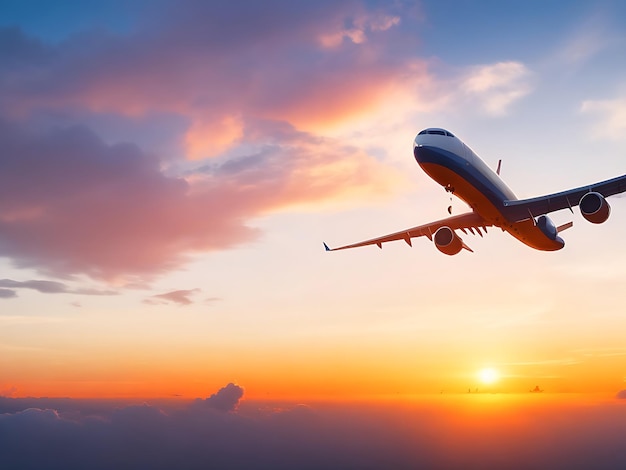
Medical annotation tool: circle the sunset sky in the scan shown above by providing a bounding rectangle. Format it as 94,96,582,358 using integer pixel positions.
3,1,626,467
1,0,626,405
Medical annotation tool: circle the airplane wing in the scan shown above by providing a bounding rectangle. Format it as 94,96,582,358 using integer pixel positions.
502,174,626,222
324,211,490,251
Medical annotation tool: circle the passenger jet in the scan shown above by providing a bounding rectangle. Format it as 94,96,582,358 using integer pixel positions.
324,128,626,255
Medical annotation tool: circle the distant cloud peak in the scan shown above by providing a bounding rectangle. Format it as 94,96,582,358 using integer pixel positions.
193,382,244,412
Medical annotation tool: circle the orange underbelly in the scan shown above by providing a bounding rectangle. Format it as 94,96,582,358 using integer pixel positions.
419,162,564,251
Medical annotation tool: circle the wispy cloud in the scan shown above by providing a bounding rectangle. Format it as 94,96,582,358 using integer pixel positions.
580,97,626,139
554,11,622,66
461,61,533,116
0,289,17,299
0,279,117,299
501,358,582,367
145,288,201,306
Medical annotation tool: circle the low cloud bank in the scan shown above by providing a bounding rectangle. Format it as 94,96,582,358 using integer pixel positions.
2,392,626,469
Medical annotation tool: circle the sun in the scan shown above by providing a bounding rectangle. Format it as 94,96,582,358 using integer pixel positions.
478,367,499,385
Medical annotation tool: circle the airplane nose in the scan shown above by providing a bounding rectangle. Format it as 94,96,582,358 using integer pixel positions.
413,135,426,151
413,142,428,163
413,133,425,146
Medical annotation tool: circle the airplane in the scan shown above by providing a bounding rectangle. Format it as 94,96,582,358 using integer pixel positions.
324,128,626,255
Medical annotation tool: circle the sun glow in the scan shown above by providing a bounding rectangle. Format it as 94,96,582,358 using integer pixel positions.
478,368,499,385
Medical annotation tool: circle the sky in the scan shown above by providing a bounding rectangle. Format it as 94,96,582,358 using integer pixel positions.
1,0,626,466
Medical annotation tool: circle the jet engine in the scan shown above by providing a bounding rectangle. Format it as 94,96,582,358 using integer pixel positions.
579,192,610,224
433,226,464,255
536,215,558,240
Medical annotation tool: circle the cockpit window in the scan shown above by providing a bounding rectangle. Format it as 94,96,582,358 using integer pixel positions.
418,129,455,137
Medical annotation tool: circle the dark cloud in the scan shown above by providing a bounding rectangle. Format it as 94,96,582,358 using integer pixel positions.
0,288,17,299
2,395,626,470
0,279,116,296
193,383,244,412
617,390,626,399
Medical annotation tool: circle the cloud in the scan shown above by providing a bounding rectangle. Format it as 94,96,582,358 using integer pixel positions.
0,2,414,140
553,12,621,67
617,390,626,399
462,61,533,116
318,11,400,48
0,279,117,296
2,395,626,469
0,1,452,282
0,118,399,281
580,97,626,139
193,383,244,412
0,289,17,299
145,289,201,306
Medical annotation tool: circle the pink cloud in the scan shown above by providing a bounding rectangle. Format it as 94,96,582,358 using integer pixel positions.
0,2,413,281
0,119,398,280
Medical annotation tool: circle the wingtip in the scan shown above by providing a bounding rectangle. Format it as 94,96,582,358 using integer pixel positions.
323,242,331,252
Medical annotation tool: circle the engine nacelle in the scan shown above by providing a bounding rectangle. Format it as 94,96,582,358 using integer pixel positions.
434,226,463,256
536,215,558,240
579,192,610,224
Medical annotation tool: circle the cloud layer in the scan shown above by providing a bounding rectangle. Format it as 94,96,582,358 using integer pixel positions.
2,394,626,470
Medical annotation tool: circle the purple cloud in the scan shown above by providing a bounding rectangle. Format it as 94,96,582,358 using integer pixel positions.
3,394,626,469
0,279,116,296
0,288,17,299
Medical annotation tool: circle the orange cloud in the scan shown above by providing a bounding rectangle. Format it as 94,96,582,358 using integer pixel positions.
184,116,244,159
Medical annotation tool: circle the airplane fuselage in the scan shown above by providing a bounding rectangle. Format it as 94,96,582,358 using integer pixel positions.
413,129,565,251
324,127,620,255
